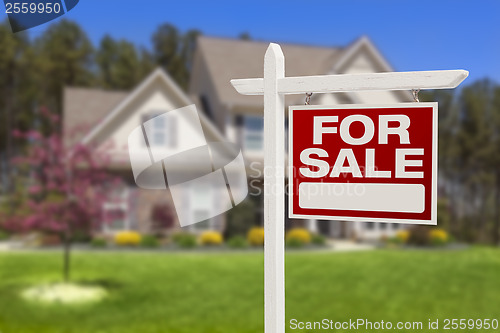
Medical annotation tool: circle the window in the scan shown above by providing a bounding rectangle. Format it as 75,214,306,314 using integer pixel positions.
365,222,375,230
379,223,388,230
103,206,128,231
244,116,263,151
188,183,213,231
152,116,166,145
144,112,177,148
102,188,129,233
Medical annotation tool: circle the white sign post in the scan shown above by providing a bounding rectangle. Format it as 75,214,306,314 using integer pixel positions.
230,43,468,333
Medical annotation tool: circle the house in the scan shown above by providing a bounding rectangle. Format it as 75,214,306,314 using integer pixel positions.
63,35,412,241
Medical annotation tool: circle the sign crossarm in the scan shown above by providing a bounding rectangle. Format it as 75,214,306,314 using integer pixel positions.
231,69,469,95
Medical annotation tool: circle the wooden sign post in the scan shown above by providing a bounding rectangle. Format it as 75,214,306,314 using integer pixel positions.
230,43,468,333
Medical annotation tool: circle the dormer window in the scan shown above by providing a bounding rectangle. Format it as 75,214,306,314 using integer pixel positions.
143,112,177,148
152,116,166,145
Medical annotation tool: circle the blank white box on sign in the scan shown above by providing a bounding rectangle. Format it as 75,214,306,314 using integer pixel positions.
298,183,425,213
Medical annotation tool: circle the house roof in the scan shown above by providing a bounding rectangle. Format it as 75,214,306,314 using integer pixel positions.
194,36,345,107
193,36,411,108
63,87,128,146
64,68,226,148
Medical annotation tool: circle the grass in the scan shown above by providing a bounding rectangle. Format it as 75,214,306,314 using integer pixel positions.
0,247,499,332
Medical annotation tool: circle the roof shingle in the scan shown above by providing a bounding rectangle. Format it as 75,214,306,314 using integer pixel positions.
63,87,127,146
193,36,345,107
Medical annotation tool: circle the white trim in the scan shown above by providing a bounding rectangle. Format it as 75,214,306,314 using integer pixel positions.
288,102,438,225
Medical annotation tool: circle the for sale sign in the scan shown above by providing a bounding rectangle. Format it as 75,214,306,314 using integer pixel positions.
288,103,437,224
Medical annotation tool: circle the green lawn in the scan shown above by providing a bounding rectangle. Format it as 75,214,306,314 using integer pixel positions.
0,247,499,333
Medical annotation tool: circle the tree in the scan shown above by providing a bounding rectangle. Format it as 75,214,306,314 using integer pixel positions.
422,81,500,244
180,29,201,77
96,35,148,90
96,35,117,89
422,90,461,234
35,19,94,115
238,32,251,40
491,85,500,245
152,23,201,89
456,80,497,242
224,199,256,239
3,108,117,281
138,48,156,81
0,20,35,194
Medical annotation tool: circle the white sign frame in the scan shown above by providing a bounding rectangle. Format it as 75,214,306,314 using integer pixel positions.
230,43,467,333
288,102,438,225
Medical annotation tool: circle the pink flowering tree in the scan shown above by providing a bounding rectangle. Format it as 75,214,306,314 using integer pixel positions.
3,108,118,282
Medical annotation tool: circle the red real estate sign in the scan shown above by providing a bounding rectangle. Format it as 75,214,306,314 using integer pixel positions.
289,103,438,224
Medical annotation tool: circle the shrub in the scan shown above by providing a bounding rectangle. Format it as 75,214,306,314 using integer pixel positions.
91,237,107,248
408,226,430,246
199,231,223,246
227,235,248,248
141,234,159,248
247,227,265,246
311,233,326,246
396,230,410,243
0,230,9,241
172,232,197,249
430,228,449,246
171,232,185,243
286,237,305,248
114,231,142,246
286,228,311,247
71,230,92,243
225,199,256,238
437,198,451,230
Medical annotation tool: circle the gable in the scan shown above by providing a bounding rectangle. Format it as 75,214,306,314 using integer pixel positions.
333,37,412,103
334,37,393,74
70,68,226,168
341,53,402,104
91,76,208,165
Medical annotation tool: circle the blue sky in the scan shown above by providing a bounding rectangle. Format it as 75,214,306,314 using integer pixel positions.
2,0,499,84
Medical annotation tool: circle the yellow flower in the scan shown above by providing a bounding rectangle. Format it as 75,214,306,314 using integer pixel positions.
247,227,265,246
199,231,223,245
430,228,448,243
286,228,311,245
396,230,410,243
114,231,142,246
